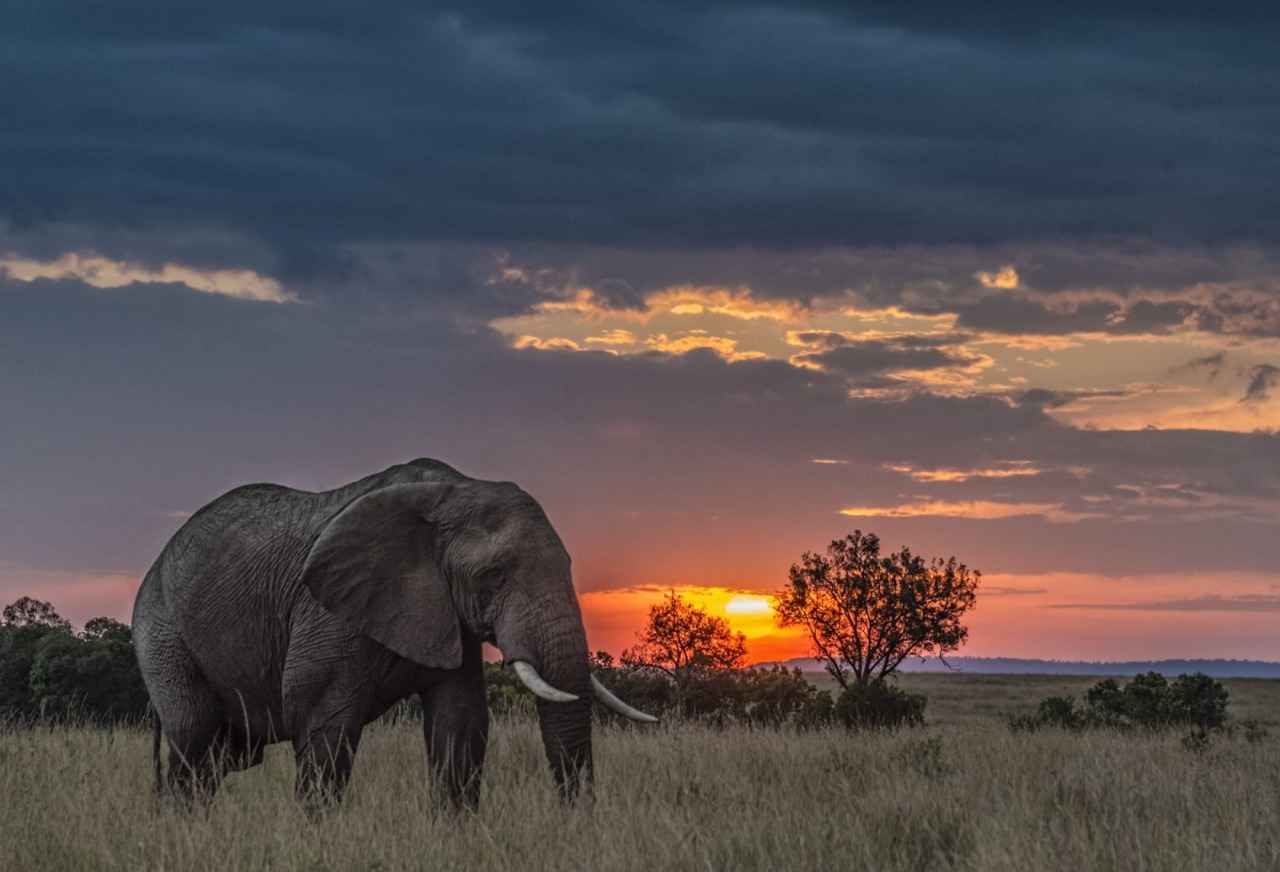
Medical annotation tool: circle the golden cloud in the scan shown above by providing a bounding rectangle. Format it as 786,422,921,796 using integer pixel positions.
533,288,619,317
0,252,294,303
585,329,637,346
840,500,1100,523
644,332,767,361
975,265,1020,289
646,285,802,321
512,335,586,352
885,462,1041,482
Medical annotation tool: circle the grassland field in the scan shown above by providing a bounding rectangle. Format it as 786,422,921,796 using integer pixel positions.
2,673,1277,871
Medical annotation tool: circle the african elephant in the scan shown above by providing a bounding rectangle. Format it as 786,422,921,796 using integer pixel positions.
131,458,653,809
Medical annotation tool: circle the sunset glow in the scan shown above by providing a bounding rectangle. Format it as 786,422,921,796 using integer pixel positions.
5,4,1280,671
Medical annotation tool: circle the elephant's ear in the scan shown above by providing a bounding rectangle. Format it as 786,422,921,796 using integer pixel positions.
301,483,461,669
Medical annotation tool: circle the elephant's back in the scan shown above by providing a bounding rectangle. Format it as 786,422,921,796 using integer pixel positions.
150,484,319,687
164,483,316,591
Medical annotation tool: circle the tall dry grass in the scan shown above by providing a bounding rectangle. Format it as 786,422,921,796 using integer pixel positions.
2,678,1277,871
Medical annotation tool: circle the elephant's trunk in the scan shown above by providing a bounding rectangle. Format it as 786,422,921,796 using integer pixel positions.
494,587,593,801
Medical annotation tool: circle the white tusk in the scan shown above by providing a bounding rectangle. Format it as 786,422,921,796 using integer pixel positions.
591,674,659,723
511,660,579,703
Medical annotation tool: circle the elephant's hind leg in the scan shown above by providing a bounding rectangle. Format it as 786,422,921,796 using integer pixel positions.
137,616,229,806
161,708,232,805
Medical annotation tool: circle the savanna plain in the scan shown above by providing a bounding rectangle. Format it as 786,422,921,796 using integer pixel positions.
2,674,1277,872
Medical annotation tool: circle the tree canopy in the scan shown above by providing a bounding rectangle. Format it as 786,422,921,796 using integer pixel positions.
0,597,147,722
622,591,747,691
774,531,979,689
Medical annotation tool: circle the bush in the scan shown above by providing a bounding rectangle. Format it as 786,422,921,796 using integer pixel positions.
1169,673,1230,730
1012,672,1230,734
794,689,836,731
834,679,925,730
1030,695,1085,730
429,658,906,732
1,603,148,725
483,662,538,717
588,658,841,730
28,632,149,723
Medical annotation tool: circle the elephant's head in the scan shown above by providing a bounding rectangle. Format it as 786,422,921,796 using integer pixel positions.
299,467,654,799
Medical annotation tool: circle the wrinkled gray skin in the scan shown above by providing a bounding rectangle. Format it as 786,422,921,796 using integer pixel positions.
132,459,592,809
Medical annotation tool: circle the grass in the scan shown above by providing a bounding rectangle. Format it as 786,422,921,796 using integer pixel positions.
2,675,1277,871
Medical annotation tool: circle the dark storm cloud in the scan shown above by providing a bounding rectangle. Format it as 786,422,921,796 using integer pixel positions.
5,1,1280,269
952,298,1120,335
790,332,981,385
948,295,1200,337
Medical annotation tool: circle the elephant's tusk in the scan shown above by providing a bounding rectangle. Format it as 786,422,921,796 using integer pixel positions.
590,674,659,723
511,660,579,703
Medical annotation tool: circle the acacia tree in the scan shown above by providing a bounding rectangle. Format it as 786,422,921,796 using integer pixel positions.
2,597,70,630
774,531,979,690
622,591,747,699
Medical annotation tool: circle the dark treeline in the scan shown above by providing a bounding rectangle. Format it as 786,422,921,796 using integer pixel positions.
1,595,1241,742
0,597,148,723
0,595,853,730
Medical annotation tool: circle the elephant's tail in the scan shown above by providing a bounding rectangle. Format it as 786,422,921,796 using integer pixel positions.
150,704,163,795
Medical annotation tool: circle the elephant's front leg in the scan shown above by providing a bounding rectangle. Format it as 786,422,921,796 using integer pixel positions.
292,715,364,810
421,673,489,810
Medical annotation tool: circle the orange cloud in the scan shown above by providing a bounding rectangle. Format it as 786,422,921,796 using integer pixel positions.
975,265,1020,289
647,286,802,321
644,332,767,361
512,335,586,352
0,252,294,303
840,500,1101,523
885,462,1041,482
585,329,637,346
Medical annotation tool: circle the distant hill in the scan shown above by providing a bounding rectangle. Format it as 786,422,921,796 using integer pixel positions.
763,656,1280,679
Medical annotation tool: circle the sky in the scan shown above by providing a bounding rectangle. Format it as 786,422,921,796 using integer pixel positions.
3,2,1280,663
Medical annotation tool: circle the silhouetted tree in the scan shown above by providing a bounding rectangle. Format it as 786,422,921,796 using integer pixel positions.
29,629,149,721
2,596,70,631
774,531,979,690
82,617,132,644
0,598,73,716
0,599,148,722
622,591,747,704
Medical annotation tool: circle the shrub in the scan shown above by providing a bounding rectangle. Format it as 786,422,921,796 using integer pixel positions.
483,662,538,717
794,689,836,731
1013,672,1230,735
834,679,925,730
1169,673,1230,730
1034,696,1085,730
28,632,149,723
588,658,841,730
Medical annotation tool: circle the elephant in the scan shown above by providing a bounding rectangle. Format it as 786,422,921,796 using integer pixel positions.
131,458,654,809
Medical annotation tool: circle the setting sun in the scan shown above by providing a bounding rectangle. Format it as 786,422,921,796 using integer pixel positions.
724,595,772,615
